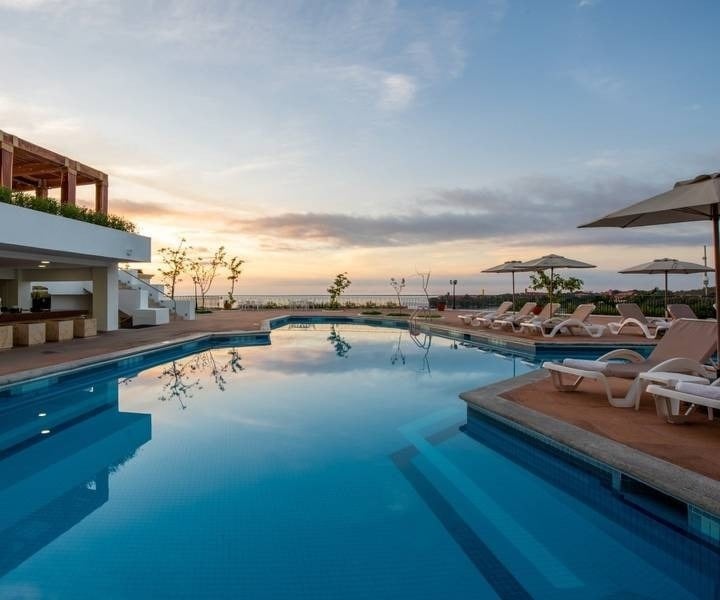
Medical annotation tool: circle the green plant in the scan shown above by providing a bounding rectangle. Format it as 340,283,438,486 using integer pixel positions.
190,246,227,310
225,256,245,306
360,310,382,315
158,238,190,299
0,187,136,232
528,271,583,299
390,277,406,306
327,272,351,309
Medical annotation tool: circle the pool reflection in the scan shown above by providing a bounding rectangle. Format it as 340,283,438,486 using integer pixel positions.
0,378,151,577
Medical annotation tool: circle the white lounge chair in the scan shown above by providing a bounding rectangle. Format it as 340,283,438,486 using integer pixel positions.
646,379,720,423
608,303,671,339
542,318,717,408
472,301,536,328
493,302,559,332
667,303,698,320
520,303,604,338
458,301,512,325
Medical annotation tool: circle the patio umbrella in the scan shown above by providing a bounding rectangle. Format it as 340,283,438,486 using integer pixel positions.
618,258,713,314
580,172,720,354
519,254,596,308
482,260,531,309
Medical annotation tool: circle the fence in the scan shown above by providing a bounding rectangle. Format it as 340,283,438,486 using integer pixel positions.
174,292,716,318
174,294,428,310
447,292,716,318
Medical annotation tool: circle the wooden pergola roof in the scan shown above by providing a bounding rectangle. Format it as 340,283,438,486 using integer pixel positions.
0,129,109,213
0,130,107,191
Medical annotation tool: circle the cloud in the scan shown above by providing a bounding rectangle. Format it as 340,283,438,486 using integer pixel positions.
226,175,711,250
578,0,600,7
379,74,417,110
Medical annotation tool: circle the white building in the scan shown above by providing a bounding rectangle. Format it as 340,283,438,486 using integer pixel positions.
0,130,164,331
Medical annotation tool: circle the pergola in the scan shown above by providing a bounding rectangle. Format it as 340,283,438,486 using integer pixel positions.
0,129,109,214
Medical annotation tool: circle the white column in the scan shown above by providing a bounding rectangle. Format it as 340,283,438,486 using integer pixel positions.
6,271,32,310
92,265,119,331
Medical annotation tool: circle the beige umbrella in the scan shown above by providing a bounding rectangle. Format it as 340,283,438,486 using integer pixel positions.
619,258,714,314
580,172,720,354
519,254,596,308
482,260,533,309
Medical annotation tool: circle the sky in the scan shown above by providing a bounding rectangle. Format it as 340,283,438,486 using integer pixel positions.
1,0,719,296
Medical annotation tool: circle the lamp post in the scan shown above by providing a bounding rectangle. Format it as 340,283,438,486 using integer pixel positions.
449,279,457,309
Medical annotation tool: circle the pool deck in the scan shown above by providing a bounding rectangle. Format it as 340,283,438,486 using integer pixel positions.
1,308,719,515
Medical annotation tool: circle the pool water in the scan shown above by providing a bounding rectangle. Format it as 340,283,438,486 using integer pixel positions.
0,324,718,598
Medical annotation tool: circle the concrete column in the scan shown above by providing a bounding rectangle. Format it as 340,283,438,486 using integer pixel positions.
5,272,32,310
92,265,119,331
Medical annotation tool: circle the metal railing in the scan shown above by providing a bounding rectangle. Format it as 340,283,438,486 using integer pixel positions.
171,292,717,318
119,268,177,315
173,294,428,310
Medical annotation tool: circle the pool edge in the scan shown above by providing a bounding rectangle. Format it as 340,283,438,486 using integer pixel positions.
460,371,720,522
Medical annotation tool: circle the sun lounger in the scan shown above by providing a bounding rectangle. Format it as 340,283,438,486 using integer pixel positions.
647,379,720,423
493,302,559,331
472,301,536,328
667,304,698,320
607,303,671,339
542,318,717,408
457,301,512,325
519,303,604,338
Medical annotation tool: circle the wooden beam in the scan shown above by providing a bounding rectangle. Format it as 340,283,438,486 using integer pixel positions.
95,181,108,214
11,163,60,177
60,168,77,206
0,143,13,189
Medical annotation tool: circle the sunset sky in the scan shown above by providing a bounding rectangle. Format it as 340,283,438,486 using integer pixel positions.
2,0,719,296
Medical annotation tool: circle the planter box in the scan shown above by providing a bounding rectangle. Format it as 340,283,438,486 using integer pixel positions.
73,318,97,338
46,319,74,342
13,322,46,346
0,325,12,349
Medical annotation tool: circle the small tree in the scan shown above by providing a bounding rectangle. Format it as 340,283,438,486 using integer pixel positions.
158,238,190,299
327,272,351,309
225,256,245,306
416,269,431,311
528,270,583,303
390,277,406,307
190,246,227,309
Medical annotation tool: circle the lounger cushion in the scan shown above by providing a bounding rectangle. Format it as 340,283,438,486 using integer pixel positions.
562,358,662,378
675,381,720,400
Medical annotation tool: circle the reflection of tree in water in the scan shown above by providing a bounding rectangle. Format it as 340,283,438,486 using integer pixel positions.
158,348,244,408
409,331,432,375
327,325,352,358
390,332,406,366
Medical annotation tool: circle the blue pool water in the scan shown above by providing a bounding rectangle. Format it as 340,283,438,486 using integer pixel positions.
0,323,718,598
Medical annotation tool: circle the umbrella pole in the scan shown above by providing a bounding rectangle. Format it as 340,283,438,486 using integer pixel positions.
512,272,516,311
664,271,668,318
713,204,720,364
549,267,554,309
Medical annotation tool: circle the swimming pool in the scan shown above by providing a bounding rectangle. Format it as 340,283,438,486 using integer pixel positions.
0,323,718,598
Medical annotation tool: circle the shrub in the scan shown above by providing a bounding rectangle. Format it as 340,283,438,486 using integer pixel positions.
0,187,136,232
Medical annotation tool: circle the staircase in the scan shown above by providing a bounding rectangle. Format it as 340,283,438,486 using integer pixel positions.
117,269,179,327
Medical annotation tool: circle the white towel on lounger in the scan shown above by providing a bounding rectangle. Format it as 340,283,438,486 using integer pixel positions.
675,381,720,400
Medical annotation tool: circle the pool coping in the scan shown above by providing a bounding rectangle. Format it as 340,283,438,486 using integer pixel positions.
460,370,720,519
0,329,270,389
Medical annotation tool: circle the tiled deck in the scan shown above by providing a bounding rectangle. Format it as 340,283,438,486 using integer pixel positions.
502,375,720,481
